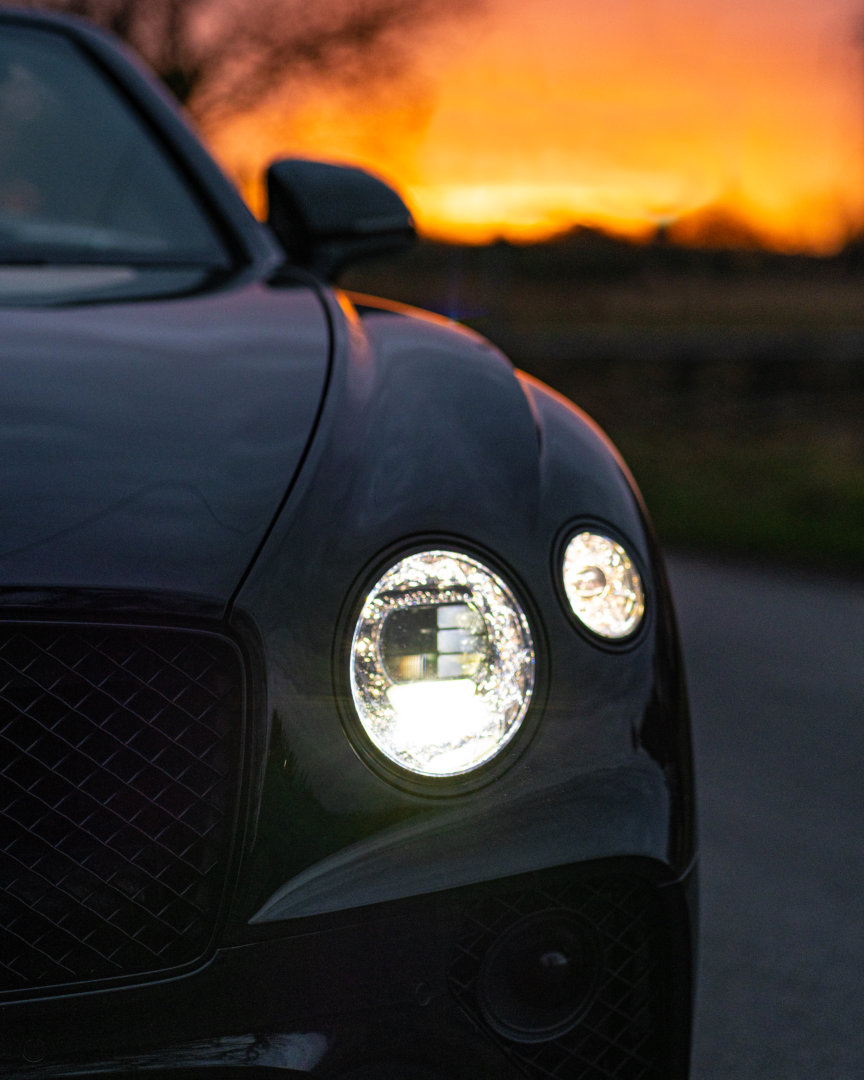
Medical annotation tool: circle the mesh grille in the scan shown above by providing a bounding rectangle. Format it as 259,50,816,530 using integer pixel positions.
0,625,242,994
449,873,671,1080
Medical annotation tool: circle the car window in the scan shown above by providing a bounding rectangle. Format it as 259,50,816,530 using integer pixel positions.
0,25,230,291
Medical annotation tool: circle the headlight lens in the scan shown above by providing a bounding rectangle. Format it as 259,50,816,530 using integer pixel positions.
561,531,645,639
350,550,535,778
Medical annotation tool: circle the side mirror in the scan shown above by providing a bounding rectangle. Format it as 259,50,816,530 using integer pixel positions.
266,158,416,281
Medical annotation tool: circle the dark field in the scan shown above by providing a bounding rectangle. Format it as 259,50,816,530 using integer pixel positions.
343,236,864,573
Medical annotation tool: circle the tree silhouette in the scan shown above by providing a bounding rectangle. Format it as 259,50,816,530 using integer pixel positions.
13,0,478,125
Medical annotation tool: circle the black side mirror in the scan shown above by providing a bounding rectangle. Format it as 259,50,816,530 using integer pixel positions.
266,158,416,281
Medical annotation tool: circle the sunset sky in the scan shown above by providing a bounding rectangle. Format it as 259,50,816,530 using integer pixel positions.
209,0,864,251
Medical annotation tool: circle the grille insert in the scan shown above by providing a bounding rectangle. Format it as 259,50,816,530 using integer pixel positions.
0,625,242,994
449,872,672,1080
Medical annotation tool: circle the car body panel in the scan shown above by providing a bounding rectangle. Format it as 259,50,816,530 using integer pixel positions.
229,294,692,921
0,282,329,613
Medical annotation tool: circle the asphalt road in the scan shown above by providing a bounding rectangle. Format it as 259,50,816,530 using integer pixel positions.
666,555,864,1079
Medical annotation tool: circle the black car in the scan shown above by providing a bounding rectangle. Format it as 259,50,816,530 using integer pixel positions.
0,10,696,1079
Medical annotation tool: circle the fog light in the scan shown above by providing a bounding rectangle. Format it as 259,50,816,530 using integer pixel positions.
477,912,599,1044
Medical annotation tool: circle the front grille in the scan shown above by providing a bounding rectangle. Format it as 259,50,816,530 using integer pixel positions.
449,871,673,1080
0,625,243,994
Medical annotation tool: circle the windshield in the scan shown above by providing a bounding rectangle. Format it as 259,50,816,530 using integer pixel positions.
0,25,230,297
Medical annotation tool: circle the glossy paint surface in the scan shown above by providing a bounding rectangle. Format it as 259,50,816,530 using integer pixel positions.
0,282,329,612
233,295,693,923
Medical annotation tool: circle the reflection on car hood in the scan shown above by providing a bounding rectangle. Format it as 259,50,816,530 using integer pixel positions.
0,281,330,614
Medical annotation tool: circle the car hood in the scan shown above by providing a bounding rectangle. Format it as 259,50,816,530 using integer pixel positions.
0,281,330,615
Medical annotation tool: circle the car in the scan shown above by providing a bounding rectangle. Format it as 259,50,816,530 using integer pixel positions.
0,9,696,1080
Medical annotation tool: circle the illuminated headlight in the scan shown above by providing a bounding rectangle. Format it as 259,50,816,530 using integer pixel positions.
349,550,535,778
561,531,645,640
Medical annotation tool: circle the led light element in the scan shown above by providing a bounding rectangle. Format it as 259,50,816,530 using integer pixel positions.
562,532,645,640
350,550,535,778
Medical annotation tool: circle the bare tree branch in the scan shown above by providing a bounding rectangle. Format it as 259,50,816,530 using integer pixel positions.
10,0,482,125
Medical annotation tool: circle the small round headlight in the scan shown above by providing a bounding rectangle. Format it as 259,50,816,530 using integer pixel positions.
561,531,645,640
349,550,535,778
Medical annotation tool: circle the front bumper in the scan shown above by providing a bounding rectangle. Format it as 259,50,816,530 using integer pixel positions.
0,857,694,1080
0,602,694,1079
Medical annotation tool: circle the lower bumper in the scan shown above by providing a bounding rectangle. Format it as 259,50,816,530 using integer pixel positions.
0,857,695,1079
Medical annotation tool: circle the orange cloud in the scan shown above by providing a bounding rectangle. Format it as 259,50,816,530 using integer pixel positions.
207,0,864,251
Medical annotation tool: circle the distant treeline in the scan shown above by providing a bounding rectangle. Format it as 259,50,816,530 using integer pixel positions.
388,227,864,284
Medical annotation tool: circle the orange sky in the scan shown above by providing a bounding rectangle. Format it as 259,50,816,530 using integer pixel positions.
208,0,864,251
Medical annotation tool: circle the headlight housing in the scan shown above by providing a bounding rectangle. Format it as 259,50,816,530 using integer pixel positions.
349,550,535,779
561,531,645,640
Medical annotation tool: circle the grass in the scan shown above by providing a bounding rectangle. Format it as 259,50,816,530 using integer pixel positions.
522,355,864,574
614,427,864,571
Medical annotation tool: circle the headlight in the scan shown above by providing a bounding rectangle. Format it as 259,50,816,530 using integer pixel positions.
561,531,645,640
349,550,535,778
